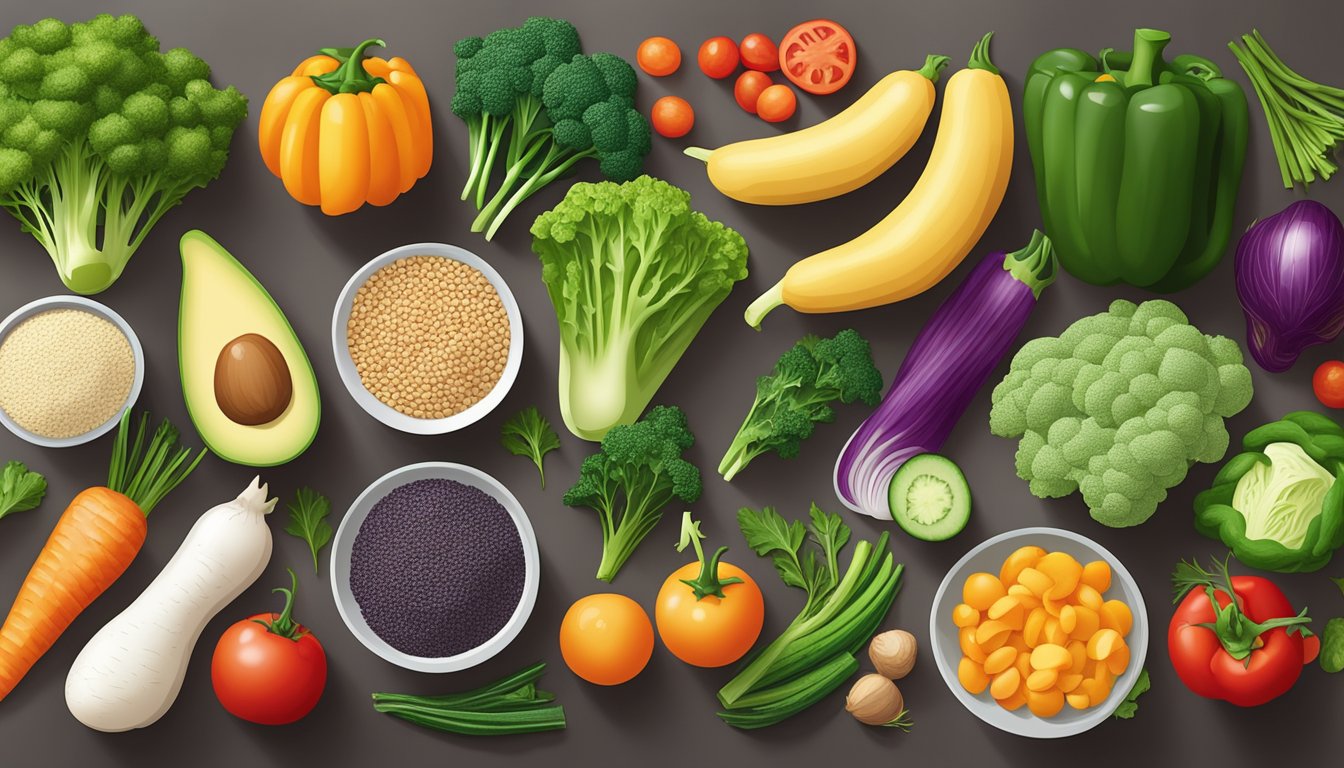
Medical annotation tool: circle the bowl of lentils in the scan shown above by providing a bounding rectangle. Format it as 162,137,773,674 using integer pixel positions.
0,295,144,448
330,462,540,673
331,242,522,434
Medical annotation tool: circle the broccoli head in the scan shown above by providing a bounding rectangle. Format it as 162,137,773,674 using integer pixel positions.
0,14,246,294
989,299,1254,527
719,329,884,481
563,405,701,581
533,176,748,442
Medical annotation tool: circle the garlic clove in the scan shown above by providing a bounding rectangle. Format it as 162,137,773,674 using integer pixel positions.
846,673,906,726
869,628,918,680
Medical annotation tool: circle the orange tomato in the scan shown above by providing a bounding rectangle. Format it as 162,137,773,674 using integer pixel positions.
739,33,780,72
651,96,695,138
1314,361,1344,408
637,37,681,77
655,560,764,667
756,84,797,123
734,70,773,114
559,594,654,686
698,36,740,79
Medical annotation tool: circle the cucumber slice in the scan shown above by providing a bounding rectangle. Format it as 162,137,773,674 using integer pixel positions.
888,453,970,541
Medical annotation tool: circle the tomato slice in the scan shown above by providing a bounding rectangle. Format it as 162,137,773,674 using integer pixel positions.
778,19,856,95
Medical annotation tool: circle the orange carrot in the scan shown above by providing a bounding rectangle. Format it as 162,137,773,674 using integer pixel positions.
0,412,205,701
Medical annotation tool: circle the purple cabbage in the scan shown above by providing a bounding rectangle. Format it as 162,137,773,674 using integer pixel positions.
1235,200,1344,372
835,231,1056,519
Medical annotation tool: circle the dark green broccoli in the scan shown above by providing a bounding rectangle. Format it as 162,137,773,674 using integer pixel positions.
719,330,884,481
0,14,247,294
563,404,701,582
452,19,650,241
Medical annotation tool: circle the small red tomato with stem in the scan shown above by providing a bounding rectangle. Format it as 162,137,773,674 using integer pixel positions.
1314,360,1344,408
756,84,797,123
739,33,780,72
734,70,772,114
651,96,695,138
212,570,327,725
637,36,681,77
698,36,740,79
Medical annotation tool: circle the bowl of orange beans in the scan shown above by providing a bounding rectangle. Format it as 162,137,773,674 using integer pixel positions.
929,526,1148,738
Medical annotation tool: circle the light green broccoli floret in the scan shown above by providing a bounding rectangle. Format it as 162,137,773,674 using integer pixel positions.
988,299,1254,527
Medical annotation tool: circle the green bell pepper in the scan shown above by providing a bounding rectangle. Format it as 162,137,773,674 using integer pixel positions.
1194,412,1344,573
1024,29,1248,291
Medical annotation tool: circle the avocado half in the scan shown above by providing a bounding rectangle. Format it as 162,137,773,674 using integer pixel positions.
178,230,320,466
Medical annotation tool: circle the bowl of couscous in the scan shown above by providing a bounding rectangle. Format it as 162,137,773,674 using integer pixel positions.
331,243,523,435
0,295,145,448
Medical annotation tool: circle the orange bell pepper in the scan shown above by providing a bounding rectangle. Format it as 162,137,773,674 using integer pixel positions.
258,39,432,215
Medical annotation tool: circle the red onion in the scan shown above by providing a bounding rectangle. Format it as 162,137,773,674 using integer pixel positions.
1235,200,1344,372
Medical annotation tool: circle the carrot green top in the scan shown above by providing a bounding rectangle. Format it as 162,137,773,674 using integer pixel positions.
106,410,207,515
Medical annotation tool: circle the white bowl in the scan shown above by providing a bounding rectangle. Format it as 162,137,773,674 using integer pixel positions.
331,242,523,434
330,461,540,673
0,295,145,448
929,526,1149,739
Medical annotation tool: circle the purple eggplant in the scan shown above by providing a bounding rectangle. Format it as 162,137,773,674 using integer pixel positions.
1235,200,1344,372
835,231,1056,519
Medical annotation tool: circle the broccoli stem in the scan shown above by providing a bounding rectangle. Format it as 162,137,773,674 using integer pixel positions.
719,399,769,481
473,140,594,241
596,489,673,582
473,117,511,210
460,114,488,202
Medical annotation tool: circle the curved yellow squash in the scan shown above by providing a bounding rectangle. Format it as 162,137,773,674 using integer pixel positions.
745,34,1013,327
686,55,949,205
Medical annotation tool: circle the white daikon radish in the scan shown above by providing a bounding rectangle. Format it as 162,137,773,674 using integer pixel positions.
65,477,276,732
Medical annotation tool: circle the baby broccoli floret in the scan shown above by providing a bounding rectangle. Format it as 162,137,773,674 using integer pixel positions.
989,299,1253,527
0,14,246,294
718,330,883,481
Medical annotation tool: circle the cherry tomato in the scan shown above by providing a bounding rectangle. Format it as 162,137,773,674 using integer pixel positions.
211,572,326,725
637,36,681,77
739,33,780,72
733,70,773,114
651,96,695,138
1315,361,1344,408
779,19,857,95
560,593,653,685
656,560,764,668
697,36,740,79
756,84,797,123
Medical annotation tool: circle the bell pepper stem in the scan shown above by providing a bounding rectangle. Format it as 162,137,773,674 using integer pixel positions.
918,54,951,83
311,38,386,95
967,32,998,75
1125,29,1171,88
676,512,743,601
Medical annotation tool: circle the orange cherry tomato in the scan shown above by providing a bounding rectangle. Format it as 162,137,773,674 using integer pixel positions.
739,33,780,72
651,96,695,138
697,36,740,79
656,560,764,668
559,594,654,686
733,70,773,114
1314,361,1344,408
756,84,797,123
637,36,681,77
779,19,857,95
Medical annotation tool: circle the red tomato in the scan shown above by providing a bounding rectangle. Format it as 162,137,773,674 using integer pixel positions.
756,84,797,123
656,560,764,668
739,33,779,72
651,96,694,138
734,71,773,114
698,36,740,79
211,574,326,725
779,19,857,95
637,36,681,77
1314,360,1344,408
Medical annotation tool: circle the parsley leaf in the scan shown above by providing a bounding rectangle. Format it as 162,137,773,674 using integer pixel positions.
808,502,850,586
737,507,807,591
500,407,562,488
284,487,332,574
1113,668,1150,719
0,460,46,520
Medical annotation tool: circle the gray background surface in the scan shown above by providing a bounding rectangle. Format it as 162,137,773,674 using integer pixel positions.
0,0,1342,765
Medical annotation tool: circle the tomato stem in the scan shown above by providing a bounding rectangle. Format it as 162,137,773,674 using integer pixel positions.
252,568,306,641
676,511,743,601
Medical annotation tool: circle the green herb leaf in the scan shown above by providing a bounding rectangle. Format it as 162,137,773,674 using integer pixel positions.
1331,576,1344,598
807,503,850,586
1113,668,1150,719
738,507,808,591
501,407,562,488
0,460,46,520
284,487,332,574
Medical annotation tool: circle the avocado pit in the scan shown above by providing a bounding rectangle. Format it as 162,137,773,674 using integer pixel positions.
214,333,293,426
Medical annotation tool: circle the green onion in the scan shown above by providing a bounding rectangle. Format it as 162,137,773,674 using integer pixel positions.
371,661,566,736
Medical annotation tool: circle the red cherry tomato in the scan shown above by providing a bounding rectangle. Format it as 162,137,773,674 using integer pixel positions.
1314,361,1344,408
733,70,773,114
779,19,857,95
651,95,695,138
756,84,797,123
698,36,740,79
637,36,681,77
739,33,780,72
211,573,326,725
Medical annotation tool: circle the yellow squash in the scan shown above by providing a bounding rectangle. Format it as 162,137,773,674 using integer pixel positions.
745,34,1013,327
685,55,950,205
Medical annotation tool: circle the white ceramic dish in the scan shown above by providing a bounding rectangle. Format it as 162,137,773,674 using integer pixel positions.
928,526,1148,739
0,295,145,448
331,242,523,434
330,461,540,673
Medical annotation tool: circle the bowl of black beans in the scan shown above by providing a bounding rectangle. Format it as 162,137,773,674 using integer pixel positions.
330,462,540,672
